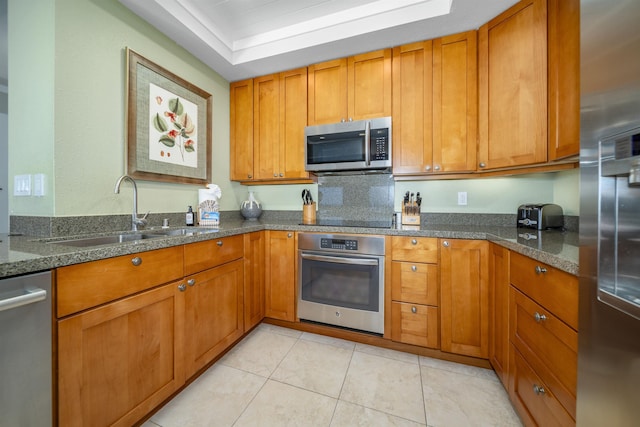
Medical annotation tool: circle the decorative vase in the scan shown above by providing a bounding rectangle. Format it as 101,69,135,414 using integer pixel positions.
240,191,262,220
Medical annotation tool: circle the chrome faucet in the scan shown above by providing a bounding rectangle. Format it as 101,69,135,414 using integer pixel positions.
114,175,148,231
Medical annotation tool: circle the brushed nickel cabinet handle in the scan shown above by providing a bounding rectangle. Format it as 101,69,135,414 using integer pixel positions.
533,384,546,395
479,162,486,168
131,257,142,266
411,265,417,272
535,265,547,274
248,174,252,179
411,306,417,314
443,240,450,247
534,312,547,323
425,165,432,171
287,233,293,238
434,165,441,171
217,241,223,246
178,283,186,292
187,279,196,287
411,239,418,245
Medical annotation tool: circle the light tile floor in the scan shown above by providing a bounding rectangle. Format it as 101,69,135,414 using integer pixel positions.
143,324,522,427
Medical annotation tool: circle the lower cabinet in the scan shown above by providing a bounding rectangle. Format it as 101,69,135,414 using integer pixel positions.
244,231,266,331
440,239,490,358
265,230,296,321
183,259,244,379
57,281,185,427
389,236,440,348
489,242,510,386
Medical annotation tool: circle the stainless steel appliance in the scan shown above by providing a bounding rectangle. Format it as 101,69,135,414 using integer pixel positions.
578,1,640,425
297,233,385,334
304,116,392,172
0,270,52,426
516,203,564,230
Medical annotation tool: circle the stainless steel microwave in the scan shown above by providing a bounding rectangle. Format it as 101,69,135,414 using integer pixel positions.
304,116,392,172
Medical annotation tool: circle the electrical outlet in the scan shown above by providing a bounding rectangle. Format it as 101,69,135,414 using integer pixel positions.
457,191,468,206
33,173,46,197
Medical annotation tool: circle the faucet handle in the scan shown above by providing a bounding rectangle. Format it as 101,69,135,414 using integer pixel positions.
139,211,150,220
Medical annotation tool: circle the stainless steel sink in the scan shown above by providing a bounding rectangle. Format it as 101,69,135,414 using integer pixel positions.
47,227,218,248
49,232,166,248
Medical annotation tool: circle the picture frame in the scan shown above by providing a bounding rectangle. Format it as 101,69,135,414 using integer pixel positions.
126,48,212,185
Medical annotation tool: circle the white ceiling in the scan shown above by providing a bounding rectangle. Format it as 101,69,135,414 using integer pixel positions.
119,0,519,82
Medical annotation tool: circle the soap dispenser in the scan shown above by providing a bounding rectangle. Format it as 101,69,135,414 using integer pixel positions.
186,206,195,226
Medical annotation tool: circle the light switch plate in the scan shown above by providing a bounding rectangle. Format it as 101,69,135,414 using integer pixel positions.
14,174,31,196
457,191,468,206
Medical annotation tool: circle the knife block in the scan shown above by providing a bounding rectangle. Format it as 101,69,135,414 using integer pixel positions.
402,201,421,226
302,202,316,224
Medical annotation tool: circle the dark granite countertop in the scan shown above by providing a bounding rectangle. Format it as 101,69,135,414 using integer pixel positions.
0,219,579,278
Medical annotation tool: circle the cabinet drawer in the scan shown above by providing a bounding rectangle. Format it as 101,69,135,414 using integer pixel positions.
510,287,577,419
391,261,438,305
56,246,184,317
510,345,575,427
391,302,439,348
184,234,244,275
391,236,438,263
510,252,578,330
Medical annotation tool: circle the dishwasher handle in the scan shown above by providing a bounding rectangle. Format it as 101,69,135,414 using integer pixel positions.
0,287,47,312
300,253,379,266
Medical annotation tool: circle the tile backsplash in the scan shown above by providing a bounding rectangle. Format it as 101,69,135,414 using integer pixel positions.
316,173,394,222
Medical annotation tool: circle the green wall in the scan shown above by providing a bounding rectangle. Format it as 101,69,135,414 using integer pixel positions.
7,0,580,219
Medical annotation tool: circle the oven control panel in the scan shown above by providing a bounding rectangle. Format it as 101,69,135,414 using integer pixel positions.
320,238,358,251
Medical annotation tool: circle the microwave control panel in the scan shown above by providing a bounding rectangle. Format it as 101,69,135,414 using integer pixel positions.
370,128,389,161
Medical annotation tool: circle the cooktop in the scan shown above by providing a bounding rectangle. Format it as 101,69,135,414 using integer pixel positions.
299,219,392,229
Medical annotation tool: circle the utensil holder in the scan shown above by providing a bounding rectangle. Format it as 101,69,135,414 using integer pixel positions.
302,202,316,224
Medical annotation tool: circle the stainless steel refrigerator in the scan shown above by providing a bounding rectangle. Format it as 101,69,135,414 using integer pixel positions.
579,1,640,425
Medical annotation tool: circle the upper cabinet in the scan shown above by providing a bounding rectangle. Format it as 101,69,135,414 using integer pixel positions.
230,79,253,181
392,31,477,175
308,49,392,125
478,0,579,170
230,69,311,184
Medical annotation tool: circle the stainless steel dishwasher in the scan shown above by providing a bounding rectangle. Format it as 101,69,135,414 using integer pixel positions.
0,270,52,426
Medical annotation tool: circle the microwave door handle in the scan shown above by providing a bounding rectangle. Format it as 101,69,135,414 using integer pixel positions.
364,120,371,166
301,253,378,266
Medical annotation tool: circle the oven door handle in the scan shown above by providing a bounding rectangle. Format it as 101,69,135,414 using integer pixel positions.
300,253,378,266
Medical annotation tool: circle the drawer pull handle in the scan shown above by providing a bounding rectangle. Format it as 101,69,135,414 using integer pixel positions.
534,312,547,323
535,265,547,274
411,306,417,314
131,257,142,266
533,384,546,395
178,283,187,292
216,241,223,246
288,233,293,238
187,279,196,286
411,239,418,245
411,265,417,272
443,240,450,247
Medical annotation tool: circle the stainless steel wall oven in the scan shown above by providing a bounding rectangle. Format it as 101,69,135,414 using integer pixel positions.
297,233,385,334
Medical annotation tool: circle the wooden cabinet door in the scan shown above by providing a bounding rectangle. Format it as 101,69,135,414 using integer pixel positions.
230,79,254,181
489,243,510,387
440,239,489,358
244,231,265,331
280,68,309,179
547,0,580,160
254,74,280,180
58,282,185,427
184,259,244,379
433,30,477,173
392,41,433,175
478,0,547,170
348,49,392,120
265,230,296,321
308,58,348,125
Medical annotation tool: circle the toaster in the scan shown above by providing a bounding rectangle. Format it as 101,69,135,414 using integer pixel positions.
517,203,564,230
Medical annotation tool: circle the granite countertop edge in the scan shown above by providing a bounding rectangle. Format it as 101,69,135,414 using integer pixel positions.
0,220,579,278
